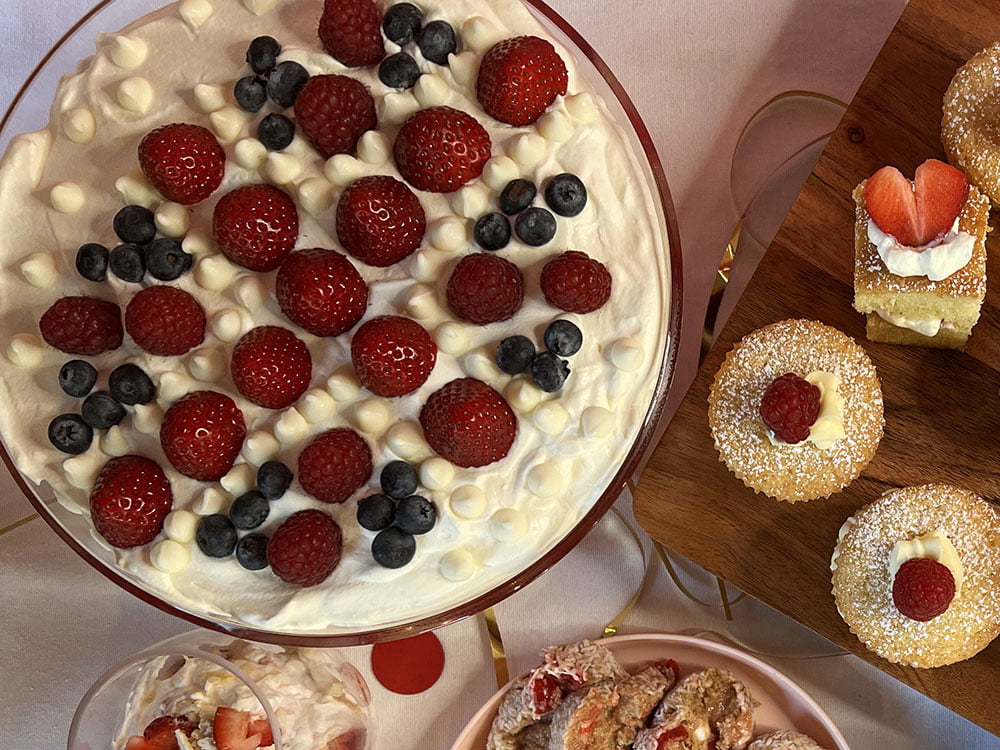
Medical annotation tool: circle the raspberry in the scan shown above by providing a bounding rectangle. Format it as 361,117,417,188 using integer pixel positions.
90,455,172,549
539,250,612,314
213,184,299,272
231,326,312,409
137,123,225,205
276,248,369,337
125,286,205,356
318,0,385,67
892,558,956,621
393,106,493,193
298,428,372,503
294,75,376,158
419,378,517,467
39,296,123,355
336,176,426,267
477,36,568,126
160,391,246,481
758,373,821,444
446,254,524,325
267,510,342,586
351,315,437,397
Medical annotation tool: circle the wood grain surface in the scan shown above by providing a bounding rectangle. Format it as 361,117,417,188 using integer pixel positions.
633,0,1000,736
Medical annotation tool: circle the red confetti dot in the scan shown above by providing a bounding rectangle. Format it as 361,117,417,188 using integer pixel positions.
371,632,445,695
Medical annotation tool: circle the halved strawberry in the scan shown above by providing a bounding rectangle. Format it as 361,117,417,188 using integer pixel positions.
863,159,968,247
213,707,262,750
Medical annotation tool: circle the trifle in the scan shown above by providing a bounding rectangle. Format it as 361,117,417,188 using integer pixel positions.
0,0,673,636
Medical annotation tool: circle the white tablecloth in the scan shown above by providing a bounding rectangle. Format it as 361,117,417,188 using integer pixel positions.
2,0,998,748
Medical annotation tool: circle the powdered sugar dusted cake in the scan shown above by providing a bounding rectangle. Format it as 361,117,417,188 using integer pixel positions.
0,0,670,633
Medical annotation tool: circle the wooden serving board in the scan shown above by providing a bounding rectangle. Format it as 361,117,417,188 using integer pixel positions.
633,0,1000,736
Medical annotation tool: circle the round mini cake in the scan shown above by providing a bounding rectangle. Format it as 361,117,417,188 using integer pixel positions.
708,319,883,503
748,731,826,750
831,484,1000,668
942,42,1000,204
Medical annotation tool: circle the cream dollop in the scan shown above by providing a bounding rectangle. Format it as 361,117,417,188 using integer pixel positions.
194,487,228,516
6,334,44,368
297,178,334,216
275,408,310,444
300,389,337,423
889,531,965,596
489,508,529,542
326,369,361,401
873,308,953,338
221,463,256,497
357,131,391,165
242,430,280,465
419,457,455,490
452,184,489,219
868,218,973,282
414,75,450,107
210,108,247,143
482,156,518,191
353,399,390,434
434,323,470,355
324,154,364,186
804,371,845,449
429,217,467,252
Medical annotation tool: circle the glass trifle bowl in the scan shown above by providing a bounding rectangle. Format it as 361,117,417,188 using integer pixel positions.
0,0,682,644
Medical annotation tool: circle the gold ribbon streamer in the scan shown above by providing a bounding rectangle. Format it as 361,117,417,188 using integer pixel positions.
685,628,846,661
483,606,510,690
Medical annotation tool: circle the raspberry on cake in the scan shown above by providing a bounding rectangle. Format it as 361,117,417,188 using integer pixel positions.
852,159,989,348
294,74,376,158
39,296,123,355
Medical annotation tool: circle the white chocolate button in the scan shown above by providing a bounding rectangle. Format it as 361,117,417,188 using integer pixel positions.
132,403,163,434
410,248,449,284
490,508,529,542
298,177,334,216
221,463,256,496
300,388,337,423
234,276,268,311
19,253,57,287
482,156,519,191
508,133,546,166
565,93,598,123
244,0,277,14
210,107,247,144
154,202,190,238
532,401,569,434
434,322,470,356
195,254,236,291
194,487,228,515
451,184,489,219
464,353,499,381
101,426,129,457
504,378,542,412
462,16,502,52
212,309,246,342
180,0,214,27
526,463,562,497
117,77,155,113
110,35,148,69
326,368,360,401
50,182,85,213
378,91,420,124
158,372,195,403
62,108,97,143
64,452,104,490
194,83,227,114
429,217,467,252
115,174,157,207
151,540,190,573
414,74,450,107
181,228,214,255
186,347,227,382
357,131,392,165
610,338,643,371
449,51,478,85
405,284,437,320
243,430,280,465
274,408,310,444
164,509,198,543
439,550,475,581
324,154,364,186
6,333,43,368
450,485,486,519
419,457,454,490
386,421,426,461
353,398,389,434
538,111,574,142
266,152,302,184
581,406,614,438
234,138,268,170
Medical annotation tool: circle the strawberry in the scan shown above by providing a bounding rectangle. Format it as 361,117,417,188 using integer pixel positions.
125,735,176,750
864,159,969,247
248,718,274,747
446,253,524,325
212,707,262,750
477,36,568,126
90,455,172,549
892,558,956,621
39,296,123,355
297,428,372,503
351,315,437,397
231,326,312,409
539,250,612,314
125,286,206,356
276,248,369,337
160,391,246,481
144,715,196,741
138,123,225,205
213,184,299,272
327,728,367,750
336,176,426,267
419,378,517,467
392,106,492,193
267,508,344,586
318,0,385,67
294,75,376,159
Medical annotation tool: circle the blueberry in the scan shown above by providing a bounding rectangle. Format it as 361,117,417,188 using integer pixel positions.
499,179,537,215
495,335,535,375
371,526,416,568
531,351,570,392
380,460,418,499
544,173,588,217
357,493,396,531
544,320,583,357
76,243,109,282
113,205,156,245
267,61,309,108
378,52,421,90
383,3,423,45
81,391,126,429
234,75,268,113
58,359,98,398
474,212,511,251
47,413,93,454
108,363,155,405
417,20,457,65
258,113,296,151
109,243,145,283
257,461,293,500
196,514,238,558
396,495,436,535
247,36,282,75
230,490,270,531
236,533,270,571
514,207,556,246
145,238,193,281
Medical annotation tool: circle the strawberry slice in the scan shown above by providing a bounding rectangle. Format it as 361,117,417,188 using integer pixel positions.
864,159,968,247
212,707,262,750
248,718,275,747
125,732,178,750
327,728,366,750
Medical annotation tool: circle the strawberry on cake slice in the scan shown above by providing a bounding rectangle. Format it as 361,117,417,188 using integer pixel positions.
853,158,990,348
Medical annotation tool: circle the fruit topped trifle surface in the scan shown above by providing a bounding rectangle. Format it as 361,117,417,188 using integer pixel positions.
0,0,670,634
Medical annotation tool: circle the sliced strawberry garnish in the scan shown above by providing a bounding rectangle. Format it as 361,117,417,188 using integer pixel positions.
327,728,366,750
864,159,968,247
213,707,262,750
248,718,274,747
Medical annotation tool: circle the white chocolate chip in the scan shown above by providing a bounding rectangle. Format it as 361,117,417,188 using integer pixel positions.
212,309,246,342
526,463,562,497
386,421,426,461
164,509,198,543
610,338,644,371
538,111,574,142
490,507,529,542
265,152,302,184
221,463,256,496
115,174,157,207
151,540,190,573
451,184,489,219
413,74,450,107
234,138,268,169
274,409,310,444
462,17,502,52
565,93,598,123
504,378,542,412
300,388,337,423
154,202,190,238
210,107,247,143
6,333,44,368
326,368,361,401
464,353,499,381
450,485,486,519
50,182,85,213
428,217,467,252
324,154,364,186
410,248,449,284
482,156,519,191
244,0,278,14
297,177,334,216
180,0,214,26
405,284,438,320
159,372,196,403
434,322,470,356
449,51,478,85
117,77,155,113
19,253,57,287
101,426,130,457
181,228,214,255
378,91,420,125
419,456,455,490
352,398,390,434
234,276,268,311
195,254,237,291
532,401,569,434
194,487,228,515
581,406,615,438
132,403,163,434
194,82,227,114
439,549,476,581
186,347,227,382
61,108,96,143
508,133,546,166
64,452,105,490
110,35,148,69
242,430,280,465
357,131,392,165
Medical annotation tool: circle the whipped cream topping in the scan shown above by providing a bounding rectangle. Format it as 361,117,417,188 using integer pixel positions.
867,217,974,281
889,530,965,596
873,308,956,338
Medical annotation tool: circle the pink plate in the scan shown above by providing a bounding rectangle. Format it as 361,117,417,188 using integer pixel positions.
450,633,850,750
